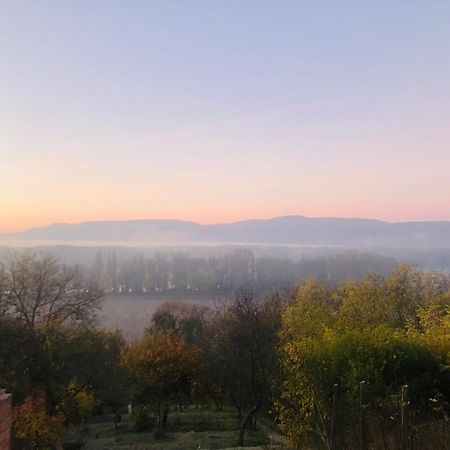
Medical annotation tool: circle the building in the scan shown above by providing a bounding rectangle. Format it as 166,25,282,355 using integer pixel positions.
0,390,12,450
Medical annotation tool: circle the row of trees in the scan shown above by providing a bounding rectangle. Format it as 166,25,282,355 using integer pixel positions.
88,248,395,294
126,296,283,445
1,253,449,449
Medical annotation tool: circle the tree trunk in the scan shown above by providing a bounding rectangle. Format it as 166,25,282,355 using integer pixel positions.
238,406,259,447
252,412,257,431
161,403,169,429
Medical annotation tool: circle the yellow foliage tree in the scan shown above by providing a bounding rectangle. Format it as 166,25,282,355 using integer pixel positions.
13,394,63,450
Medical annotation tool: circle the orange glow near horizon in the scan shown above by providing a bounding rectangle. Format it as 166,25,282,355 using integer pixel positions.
2,137,450,234
2,125,450,234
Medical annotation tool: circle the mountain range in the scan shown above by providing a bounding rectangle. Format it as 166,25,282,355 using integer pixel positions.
2,216,450,248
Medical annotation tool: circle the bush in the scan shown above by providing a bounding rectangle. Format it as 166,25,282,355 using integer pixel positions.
132,405,156,432
153,427,167,440
62,441,84,450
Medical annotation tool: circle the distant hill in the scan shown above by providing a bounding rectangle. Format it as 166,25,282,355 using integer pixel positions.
1,216,450,248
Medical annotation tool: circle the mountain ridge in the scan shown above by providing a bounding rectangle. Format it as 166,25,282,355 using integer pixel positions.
1,216,450,247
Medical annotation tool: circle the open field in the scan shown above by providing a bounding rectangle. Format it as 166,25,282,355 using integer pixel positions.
62,408,283,450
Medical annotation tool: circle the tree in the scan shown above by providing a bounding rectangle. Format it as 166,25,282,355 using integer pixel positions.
13,393,63,450
0,318,47,403
122,330,203,430
40,326,128,423
151,301,209,345
1,315,128,430
336,265,450,331
277,273,450,449
1,253,102,329
277,279,336,448
207,294,281,446
279,324,446,449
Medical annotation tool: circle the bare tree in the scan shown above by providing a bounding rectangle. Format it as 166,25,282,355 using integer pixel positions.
0,262,8,317
208,294,281,446
1,252,102,328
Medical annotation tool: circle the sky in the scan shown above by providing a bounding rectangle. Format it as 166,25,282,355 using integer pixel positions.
1,1,450,233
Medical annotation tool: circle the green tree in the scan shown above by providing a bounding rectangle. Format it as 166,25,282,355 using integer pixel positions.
278,274,450,449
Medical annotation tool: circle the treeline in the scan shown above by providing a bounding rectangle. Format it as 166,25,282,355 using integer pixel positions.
1,253,449,449
85,248,396,294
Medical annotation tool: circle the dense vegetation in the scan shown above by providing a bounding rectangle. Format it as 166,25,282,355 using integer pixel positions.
278,270,450,448
0,253,449,449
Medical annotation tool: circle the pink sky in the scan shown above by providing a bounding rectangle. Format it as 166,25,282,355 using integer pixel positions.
1,2,450,233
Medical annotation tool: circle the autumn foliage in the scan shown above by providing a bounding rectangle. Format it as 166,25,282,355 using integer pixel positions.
122,330,204,430
12,394,63,450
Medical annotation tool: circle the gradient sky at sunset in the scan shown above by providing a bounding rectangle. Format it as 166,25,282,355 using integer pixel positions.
1,1,450,233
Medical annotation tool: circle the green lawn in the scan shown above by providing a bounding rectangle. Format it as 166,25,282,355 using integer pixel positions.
62,407,280,450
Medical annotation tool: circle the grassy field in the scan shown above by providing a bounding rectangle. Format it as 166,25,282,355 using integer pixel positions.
62,407,284,450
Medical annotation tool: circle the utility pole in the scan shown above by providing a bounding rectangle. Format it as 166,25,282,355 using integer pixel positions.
359,381,367,450
330,383,338,450
400,385,409,450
